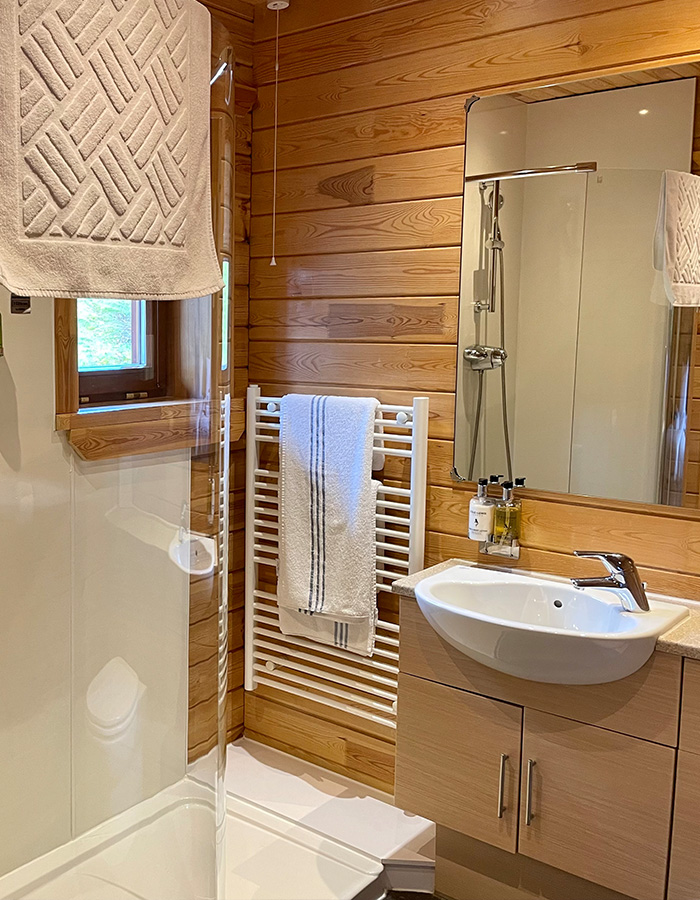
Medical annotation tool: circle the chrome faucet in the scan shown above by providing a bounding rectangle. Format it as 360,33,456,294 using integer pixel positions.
571,551,650,613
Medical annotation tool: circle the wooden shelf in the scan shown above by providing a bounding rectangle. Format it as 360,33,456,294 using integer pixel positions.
55,398,245,461
54,292,245,462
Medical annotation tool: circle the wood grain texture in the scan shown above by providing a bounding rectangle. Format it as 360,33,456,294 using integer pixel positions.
255,381,455,438
245,692,396,792
250,197,462,257
67,408,217,461
250,341,456,391
249,680,396,744
249,297,459,343
56,400,216,431
668,749,700,900
208,3,254,66
396,673,522,851
679,658,700,753
247,0,700,789
54,299,78,416
519,709,675,900
400,598,682,746
435,825,636,900
251,147,465,216
255,0,432,42
424,529,700,602
426,485,700,576
253,0,661,86
253,94,468,173
254,0,700,128
251,248,460,298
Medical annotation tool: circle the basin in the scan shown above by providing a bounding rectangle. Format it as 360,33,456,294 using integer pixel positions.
414,565,689,684
169,531,217,576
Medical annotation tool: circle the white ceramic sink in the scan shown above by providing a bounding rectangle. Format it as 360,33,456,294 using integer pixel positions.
415,565,689,684
169,531,217,575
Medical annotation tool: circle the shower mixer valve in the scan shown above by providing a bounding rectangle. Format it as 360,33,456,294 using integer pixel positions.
464,344,508,370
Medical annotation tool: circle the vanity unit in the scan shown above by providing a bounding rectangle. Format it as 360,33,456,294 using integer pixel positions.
393,561,700,900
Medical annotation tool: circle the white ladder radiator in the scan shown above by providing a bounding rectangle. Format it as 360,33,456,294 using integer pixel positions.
244,385,429,729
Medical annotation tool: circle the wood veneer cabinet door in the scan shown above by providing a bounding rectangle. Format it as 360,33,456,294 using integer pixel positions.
395,673,522,853
668,750,700,900
518,709,675,900
679,658,700,752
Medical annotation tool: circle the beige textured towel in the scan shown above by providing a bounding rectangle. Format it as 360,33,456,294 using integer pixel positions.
0,0,222,300
654,170,700,307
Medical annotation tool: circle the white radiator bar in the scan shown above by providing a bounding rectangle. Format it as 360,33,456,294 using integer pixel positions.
244,385,429,729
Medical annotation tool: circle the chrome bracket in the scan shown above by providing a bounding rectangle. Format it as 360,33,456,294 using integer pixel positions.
479,538,520,560
464,344,508,371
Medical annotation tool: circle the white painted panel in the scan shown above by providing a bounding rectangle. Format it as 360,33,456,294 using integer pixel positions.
570,169,669,502
512,175,587,491
71,451,190,835
524,80,696,172
0,288,72,876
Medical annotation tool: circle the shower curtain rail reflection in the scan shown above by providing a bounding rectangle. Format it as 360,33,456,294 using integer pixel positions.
465,161,597,183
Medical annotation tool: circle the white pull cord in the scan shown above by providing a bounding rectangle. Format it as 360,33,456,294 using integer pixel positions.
270,7,281,266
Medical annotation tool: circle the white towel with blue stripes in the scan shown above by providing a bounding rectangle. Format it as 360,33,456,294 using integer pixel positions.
277,394,380,657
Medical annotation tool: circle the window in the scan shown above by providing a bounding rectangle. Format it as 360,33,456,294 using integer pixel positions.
77,298,168,406
77,299,146,371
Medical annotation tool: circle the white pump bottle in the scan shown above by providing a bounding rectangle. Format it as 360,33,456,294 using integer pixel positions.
468,478,494,541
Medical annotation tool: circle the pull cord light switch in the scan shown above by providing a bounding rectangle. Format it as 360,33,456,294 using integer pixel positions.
10,295,30,314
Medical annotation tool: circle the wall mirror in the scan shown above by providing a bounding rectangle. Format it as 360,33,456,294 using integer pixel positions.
454,66,700,509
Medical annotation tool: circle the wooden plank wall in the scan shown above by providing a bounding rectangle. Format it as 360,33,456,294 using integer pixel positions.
245,0,700,790
187,1,254,762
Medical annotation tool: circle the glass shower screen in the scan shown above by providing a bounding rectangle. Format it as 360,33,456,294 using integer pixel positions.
0,20,234,899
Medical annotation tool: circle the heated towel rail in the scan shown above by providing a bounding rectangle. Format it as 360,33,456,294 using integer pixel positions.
244,386,429,729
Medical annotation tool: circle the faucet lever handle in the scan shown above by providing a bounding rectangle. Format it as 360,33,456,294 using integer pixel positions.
574,551,650,612
574,550,630,575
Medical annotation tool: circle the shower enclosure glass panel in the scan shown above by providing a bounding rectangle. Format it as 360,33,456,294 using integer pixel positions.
0,25,233,893
0,287,230,900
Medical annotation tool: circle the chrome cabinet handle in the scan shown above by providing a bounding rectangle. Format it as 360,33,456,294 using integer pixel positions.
525,758,536,825
497,753,508,818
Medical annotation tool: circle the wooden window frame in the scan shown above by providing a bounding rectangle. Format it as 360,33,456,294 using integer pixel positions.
77,300,171,407
54,296,243,461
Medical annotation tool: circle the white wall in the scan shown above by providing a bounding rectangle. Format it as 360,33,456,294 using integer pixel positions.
0,289,72,876
570,169,670,501
72,451,189,834
520,79,694,501
0,287,190,875
512,174,587,491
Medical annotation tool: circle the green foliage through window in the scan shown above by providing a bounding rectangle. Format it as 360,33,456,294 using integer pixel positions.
77,299,145,371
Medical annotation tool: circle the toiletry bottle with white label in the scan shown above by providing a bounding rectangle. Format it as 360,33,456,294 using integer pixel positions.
469,478,494,541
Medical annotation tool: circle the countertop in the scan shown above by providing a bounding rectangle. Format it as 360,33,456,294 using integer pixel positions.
392,558,700,661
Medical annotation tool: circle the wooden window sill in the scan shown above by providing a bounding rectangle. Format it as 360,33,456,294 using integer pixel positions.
56,397,245,461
